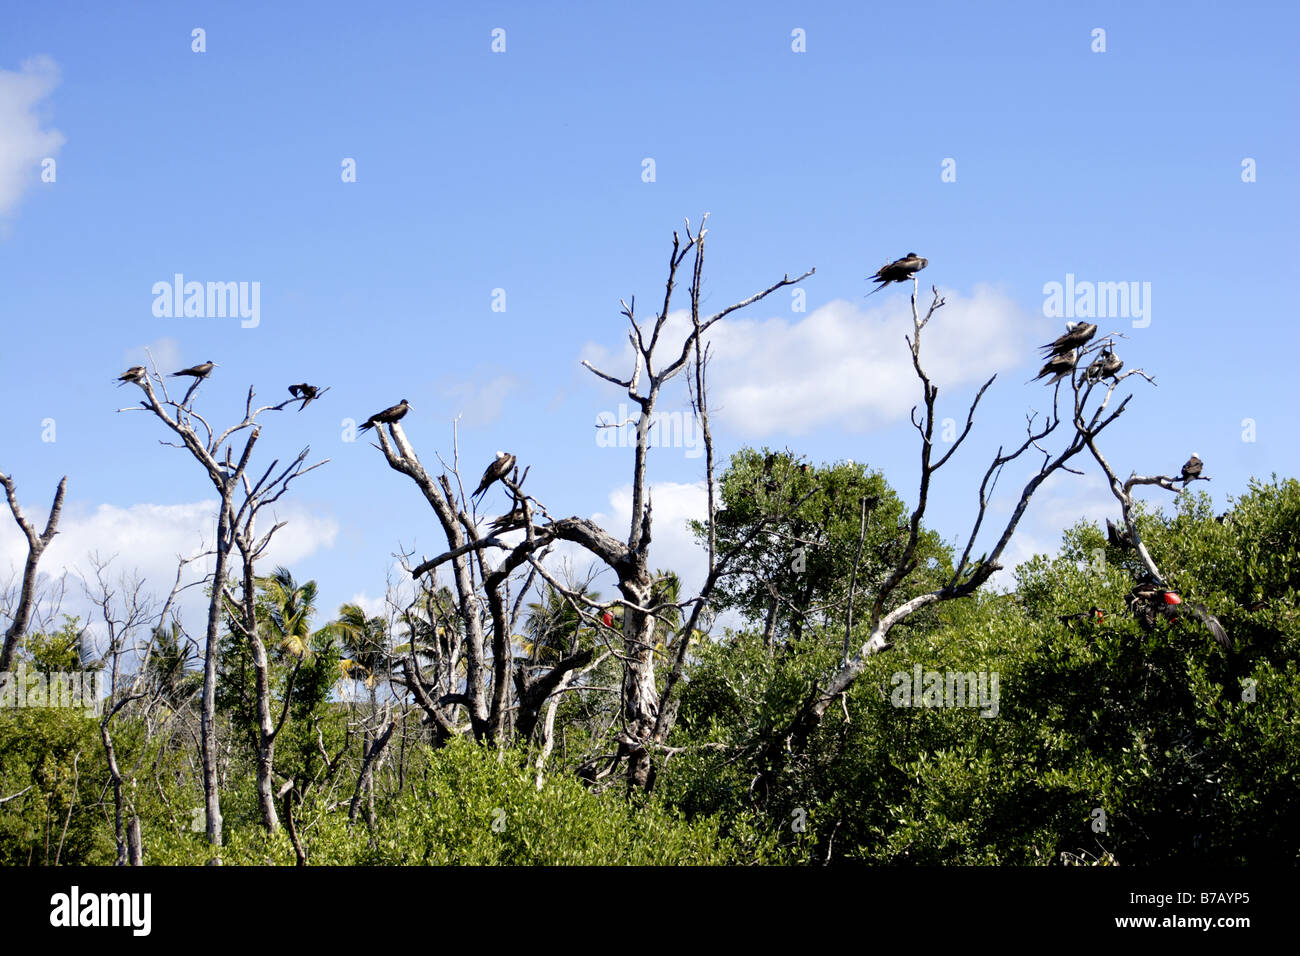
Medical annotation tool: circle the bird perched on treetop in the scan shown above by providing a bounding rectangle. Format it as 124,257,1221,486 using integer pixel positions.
1086,349,1124,382
288,383,320,411
171,361,217,379
117,365,147,386
1180,453,1203,485
473,451,517,499
865,253,927,296
1030,350,1077,385
1040,322,1097,357
359,399,411,432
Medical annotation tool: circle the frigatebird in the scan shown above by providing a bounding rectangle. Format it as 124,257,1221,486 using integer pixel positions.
1180,453,1203,485
1106,518,1134,550
288,383,320,410
1040,322,1097,357
473,451,517,499
488,503,527,534
1086,349,1124,382
865,253,927,296
359,399,411,432
1030,350,1077,385
1059,606,1106,627
1184,602,1231,649
171,361,217,379
1125,576,1231,649
117,365,147,386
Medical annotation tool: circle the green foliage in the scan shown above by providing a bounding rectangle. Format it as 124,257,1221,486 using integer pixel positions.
696,449,951,650
3,473,1297,866
661,473,1300,865
145,739,781,865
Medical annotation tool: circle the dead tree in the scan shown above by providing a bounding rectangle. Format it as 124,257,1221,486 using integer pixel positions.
403,216,814,790
754,282,1141,789
369,423,508,741
84,552,203,865
117,354,317,850
0,471,67,672
221,447,327,832
1078,369,1230,648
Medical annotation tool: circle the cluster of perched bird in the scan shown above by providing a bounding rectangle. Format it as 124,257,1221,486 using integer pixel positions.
116,364,518,506
1031,322,1124,385
868,253,1227,649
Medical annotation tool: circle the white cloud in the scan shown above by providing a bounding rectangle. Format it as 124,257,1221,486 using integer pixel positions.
0,497,338,639
436,372,521,428
347,591,388,618
0,56,64,221
580,285,1039,437
121,338,182,377
592,480,709,590
986,470,1118,589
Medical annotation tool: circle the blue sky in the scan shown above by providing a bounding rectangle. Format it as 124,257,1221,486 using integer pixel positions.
1,1,1297,637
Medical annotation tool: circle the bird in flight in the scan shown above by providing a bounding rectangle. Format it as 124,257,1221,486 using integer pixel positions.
171,361,217,379
1031,350,1077,385
1086,349,1123,382
1180,453,1203,485
866,253,927,296
1041,322,1097,357
474,451,517,499
117,365,147,386
288,383,320,411
359,399,411,432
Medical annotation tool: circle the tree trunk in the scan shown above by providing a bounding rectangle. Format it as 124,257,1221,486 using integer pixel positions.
242,551,280,833
199,503,231,851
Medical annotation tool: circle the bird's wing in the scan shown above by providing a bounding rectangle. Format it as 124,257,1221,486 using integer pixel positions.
1187,603,1231,649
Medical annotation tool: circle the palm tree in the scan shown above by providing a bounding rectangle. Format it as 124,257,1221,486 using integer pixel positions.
523,586,596,664
144,621,199,708
255,567,319,660
329,603,388,688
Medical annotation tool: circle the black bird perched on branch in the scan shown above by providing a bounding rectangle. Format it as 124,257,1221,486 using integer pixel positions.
1031,350,1077,385
1086,349,1124,382
865,253,927,296
1180,453,1203,485
359,399,410,432
1040,322,1097,357
1106,518,1134,550
488,503,527,534
287,383,320,410
171,361,216,379
1059,606,1107,627
117,365,147,386
473,451,517,499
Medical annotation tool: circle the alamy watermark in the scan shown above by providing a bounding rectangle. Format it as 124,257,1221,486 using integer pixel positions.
890,665,999,717
1042,274,1151,328
152,274,260,328
0,665,104,717
595,403,703,459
